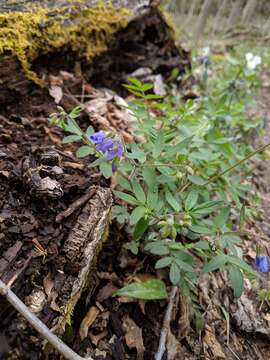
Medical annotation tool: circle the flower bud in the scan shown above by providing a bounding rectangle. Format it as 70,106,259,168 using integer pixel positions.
161,225,171,238
171,227,177,239
167,216,174,226
186,166,194,175
157,221,167,228
184,214,192,221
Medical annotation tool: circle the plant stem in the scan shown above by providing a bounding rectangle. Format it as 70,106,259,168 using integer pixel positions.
204,141,270,186
0,280,92,360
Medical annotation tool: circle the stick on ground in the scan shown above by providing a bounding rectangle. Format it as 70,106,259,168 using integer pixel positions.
0,279,93,360
56,188,96,223
155,286,178,360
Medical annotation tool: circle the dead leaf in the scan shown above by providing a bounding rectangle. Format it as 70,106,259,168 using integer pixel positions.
122,315,145,360
96,283,118,302
204,329,225,359
49,85,63,104
0,170,9,178
43,272,54,300
177,293,190,339
138,300,146,315
62,161,84,170
50,290,61,312
84,98,108,116
79,306,100,340
128,273,156,283
49,74,63,86
263,314,270,322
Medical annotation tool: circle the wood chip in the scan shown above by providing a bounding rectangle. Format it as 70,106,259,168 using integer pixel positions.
123,315,145,360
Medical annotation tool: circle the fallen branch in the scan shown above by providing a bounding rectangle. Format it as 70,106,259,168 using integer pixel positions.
0,279,93,360
155,286,178,360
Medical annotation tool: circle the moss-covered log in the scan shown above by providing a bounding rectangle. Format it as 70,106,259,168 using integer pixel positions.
0,0,189,104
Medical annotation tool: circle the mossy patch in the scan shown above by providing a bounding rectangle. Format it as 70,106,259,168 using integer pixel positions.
0,1,130,85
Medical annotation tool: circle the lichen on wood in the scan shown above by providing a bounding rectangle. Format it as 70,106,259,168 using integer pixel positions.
0,1,131,85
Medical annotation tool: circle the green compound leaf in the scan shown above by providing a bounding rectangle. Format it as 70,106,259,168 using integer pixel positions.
86,125,95,138
188,175,205,185
165,188,181,212
152,130,165,158
169,262,181,285
191,200,223,215
155,257,172,269
100,162,112,179
132,178,146,204
114,279,167,300
228,266,244,298
189,224,214,235
127,77,143,88
116,175,132,191
113,191,140,205
174,258,194,272
133,217,149,240
213,206,231,229
63,135,82,144
227,255,254,274
66,118,82,136
142,167,157,189
130,206,145,225
185,189,199,211
147,190,159,210
147,242,169,256
76,145,94,158
202,254,228,273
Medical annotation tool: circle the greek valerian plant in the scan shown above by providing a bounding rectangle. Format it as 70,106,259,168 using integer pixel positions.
49,64,268,311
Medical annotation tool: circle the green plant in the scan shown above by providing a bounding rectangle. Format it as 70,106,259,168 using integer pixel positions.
49,52,268,308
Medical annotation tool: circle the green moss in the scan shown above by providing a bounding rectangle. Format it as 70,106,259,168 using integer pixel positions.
0,1,131,85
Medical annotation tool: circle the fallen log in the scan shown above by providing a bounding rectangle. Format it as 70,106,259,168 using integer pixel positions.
0,0,190,105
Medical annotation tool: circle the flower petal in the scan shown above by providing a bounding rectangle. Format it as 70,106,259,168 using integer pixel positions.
90,131,106,144
96,139,114,152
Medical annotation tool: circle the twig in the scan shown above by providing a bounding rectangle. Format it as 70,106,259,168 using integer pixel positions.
155,286,178,360
0,279,92,360
56,188,96,223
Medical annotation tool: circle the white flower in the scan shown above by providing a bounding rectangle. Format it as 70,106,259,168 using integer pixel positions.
245,52,262,70
201,46,210,56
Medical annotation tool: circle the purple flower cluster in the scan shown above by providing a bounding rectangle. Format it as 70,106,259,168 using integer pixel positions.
255,255,268,273
90,131,124,172
198,56,211,67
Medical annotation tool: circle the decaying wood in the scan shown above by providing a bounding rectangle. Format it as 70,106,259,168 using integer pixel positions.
0,0,152,12
55,186,112,334
0,0,190,104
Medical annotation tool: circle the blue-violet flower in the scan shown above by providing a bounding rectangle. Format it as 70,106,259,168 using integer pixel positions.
107,143,124,161
96,139,114,152
90,131,124,173
255,255,268,273
90,131,106,144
